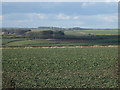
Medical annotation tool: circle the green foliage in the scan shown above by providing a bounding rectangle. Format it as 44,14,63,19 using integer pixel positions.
25,30,65,39
2,47,119,88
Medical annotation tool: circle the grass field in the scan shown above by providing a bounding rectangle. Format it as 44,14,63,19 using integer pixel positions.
2,38,27,46
2,29,118,47
2,38,118,47
2,47,119,88
64,30,118,36
31,29,118,35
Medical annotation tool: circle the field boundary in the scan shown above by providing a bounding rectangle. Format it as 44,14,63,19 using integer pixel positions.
1,45,119,49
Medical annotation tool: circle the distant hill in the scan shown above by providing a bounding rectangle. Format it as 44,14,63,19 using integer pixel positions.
1,27,119,31
38,26,118,31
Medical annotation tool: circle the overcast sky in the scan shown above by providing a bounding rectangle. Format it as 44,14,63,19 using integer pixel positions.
2,2,118,28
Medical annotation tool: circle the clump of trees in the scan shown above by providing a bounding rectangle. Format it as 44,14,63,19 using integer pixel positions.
25,30,65,39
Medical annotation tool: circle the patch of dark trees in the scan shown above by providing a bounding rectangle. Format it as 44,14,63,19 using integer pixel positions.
25,30,65,39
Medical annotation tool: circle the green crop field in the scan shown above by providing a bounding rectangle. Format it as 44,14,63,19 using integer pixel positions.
2,47,119,88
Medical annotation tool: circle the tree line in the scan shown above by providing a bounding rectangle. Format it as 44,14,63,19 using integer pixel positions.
2,29,65,39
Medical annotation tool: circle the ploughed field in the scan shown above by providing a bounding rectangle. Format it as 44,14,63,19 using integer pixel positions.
2,47,119,88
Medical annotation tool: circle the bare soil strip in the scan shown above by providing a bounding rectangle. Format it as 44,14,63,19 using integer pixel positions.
1,45,119,49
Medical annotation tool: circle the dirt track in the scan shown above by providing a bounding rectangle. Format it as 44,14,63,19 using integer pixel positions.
1,45,119,49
